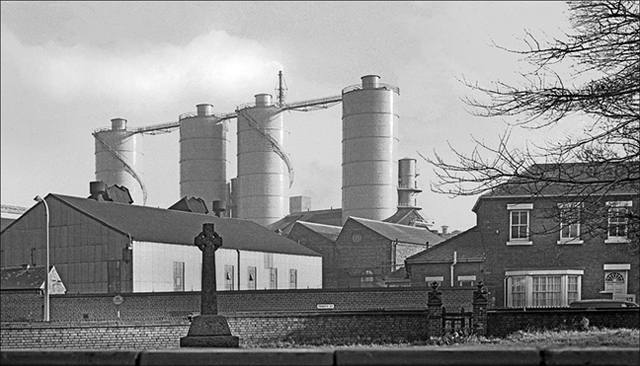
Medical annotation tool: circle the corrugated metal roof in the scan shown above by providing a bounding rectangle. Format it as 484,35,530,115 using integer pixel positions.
349,217,445,246
297,221,342,242
0,266,46,290
268,208,343,235
50,194,320,257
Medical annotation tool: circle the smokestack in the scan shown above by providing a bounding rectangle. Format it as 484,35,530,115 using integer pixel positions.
89,181,107,201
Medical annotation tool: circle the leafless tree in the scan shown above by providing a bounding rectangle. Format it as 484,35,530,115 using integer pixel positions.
422,1,639,247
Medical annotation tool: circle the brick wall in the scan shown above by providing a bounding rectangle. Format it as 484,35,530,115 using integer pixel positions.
487,308,640,337
0,311,428,349
1,287,477,322
0,291,43,322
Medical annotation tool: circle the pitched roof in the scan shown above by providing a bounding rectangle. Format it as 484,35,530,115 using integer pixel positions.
296,221,342,242
268,208,343,235
405,226,483,263
168,196,209,214
383,208,430,226
48,194,320,257
348,217,445,246
1,266,47,290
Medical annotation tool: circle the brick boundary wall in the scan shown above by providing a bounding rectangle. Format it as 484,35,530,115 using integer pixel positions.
0,310,428,349
487,308,640,338
1,287,475,322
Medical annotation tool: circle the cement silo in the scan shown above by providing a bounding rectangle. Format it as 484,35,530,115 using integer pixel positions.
94,118,145,205
179,104,229,212
398,158,422,210
236,94,290,226
342,75,399,223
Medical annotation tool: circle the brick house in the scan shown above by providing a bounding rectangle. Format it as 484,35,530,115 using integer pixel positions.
0,190,322,294
406,163,639,308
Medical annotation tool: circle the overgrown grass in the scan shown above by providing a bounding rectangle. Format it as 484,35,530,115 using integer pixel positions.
243,328,640,349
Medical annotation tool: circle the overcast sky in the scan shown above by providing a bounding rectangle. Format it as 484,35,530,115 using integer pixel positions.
1,1,573,232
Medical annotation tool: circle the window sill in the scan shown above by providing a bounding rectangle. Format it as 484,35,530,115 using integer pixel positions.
605,238,630,244
557,239,584,245
507,240,533,246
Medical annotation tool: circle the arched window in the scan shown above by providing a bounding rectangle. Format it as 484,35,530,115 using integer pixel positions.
360,270,374,287
605,272,626,294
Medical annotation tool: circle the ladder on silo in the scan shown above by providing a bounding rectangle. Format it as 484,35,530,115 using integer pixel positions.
237,110,294,188
92,132,148,205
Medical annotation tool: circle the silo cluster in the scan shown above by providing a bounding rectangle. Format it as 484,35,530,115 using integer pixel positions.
179,104,229,212
94,118,145,205
341,75,400,223
236,94,289,226
94,74,409,228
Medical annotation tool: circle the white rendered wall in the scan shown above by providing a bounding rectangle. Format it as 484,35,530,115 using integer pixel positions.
132,241,322,292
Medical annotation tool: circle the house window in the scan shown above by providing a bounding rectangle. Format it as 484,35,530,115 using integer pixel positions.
457,275,476,287
269,267,278,289
247,266,257,290
424,276,444,287
173,261,185,292
107,260,122,294
507,204,533,245
506,270,583,308
606,201,632,243
289,269,298,289
603,264,630,298
558,203,583,244
224,264,235,291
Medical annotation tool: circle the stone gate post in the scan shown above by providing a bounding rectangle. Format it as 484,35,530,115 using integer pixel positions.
427,281,443,337
472,281,488,336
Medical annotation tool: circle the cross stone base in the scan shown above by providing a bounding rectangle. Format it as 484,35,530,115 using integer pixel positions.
180,315,239,348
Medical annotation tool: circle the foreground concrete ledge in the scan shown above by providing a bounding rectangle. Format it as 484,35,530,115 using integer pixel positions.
336,347,542,366
543,348,640,366
0,349,140,365
1,347,639,366
140,348,335,365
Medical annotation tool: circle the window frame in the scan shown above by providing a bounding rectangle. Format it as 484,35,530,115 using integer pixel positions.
173,261,185,292
507,204,533,245
289,269,298,289
505,269,583,308
557,202,583,244
224,264,235,291
605,201,632,243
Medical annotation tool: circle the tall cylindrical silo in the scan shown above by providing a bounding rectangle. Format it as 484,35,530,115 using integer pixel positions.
236,94,289,226
179,104,229,213
95,118,145,204
342,75,399,223
398,157,422,210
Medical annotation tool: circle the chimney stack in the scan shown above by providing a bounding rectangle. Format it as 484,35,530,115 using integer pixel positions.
441,225,449,235
212,200,227,217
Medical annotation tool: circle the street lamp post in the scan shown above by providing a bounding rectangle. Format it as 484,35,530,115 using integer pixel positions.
34,195,50,322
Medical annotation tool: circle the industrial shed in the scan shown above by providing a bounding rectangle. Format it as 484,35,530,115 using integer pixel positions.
0,193,322,294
